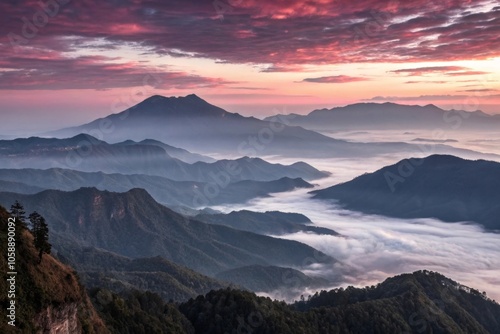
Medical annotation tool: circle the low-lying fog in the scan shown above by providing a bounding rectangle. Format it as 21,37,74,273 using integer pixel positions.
211,144,500,302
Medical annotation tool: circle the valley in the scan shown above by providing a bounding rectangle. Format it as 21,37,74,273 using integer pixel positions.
1,95,500,333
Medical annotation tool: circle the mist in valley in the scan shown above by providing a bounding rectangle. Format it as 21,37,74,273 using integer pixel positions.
210,139,500,302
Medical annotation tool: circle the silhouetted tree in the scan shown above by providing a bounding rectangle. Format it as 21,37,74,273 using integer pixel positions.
10,200,27,228
29,211,51,263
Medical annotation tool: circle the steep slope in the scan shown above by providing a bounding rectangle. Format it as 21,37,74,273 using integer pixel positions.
196,210,339,236
0,168,314,207
0,135,329,181
265,102,500,132
180,271,500,334
312,155,500,230
0,188,335,275
0,205,108,333
54,240,231,302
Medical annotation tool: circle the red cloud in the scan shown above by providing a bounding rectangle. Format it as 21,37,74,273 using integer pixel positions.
0,0,498,91
0,50,236,90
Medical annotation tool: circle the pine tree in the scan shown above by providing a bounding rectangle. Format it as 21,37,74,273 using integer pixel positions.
10,200,27,228
29,211,51,263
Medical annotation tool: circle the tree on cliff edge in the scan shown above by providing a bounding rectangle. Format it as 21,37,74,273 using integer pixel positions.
29,211,51,263
10,200,27,228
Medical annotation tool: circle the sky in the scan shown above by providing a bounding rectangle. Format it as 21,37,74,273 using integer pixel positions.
1,0,500,133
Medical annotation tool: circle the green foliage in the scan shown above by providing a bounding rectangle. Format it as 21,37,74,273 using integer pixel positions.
10,200,27,228
89,288,194,334
29,211,52,263
0,205,107,333
179,271,500,334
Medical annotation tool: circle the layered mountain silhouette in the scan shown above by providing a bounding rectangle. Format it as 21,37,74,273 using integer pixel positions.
196,210,339,236
0,187,335,275
312,155,500,230
0,168,314,207
265,102,500,132
0,134,328,182
117,138,215,163
46,95,491,159
215,265,330,293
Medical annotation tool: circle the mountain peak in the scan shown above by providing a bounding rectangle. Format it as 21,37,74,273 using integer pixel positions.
139,94,205,105
122,94,227,118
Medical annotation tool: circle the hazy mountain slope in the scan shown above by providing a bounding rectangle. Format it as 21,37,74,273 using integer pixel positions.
0,168,314,207
0,179,44,194
215,265,330,293
54,239,230,302
193,177,315,206
0,188,335,275
48,95,346,156
196,210,339,236
116,138,215,163
180,271,500,334
264,102,500,132
0,134,328,181
312,155,500,230
0,205,108,334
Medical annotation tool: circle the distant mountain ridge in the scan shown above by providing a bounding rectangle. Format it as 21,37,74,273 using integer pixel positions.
196,210,339,236
45,95,492,159
116,138,215,163
264,102,500,132
312,154,500,230
0,134,329,182
0,168,315,207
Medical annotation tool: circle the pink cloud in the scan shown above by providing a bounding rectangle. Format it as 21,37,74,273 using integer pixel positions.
0,51,236,90
0,0,498,92
302,75,370,83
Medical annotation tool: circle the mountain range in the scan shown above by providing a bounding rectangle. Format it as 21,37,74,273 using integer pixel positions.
4,204,500,333
0,134,328,182
180,270,500,334
46,95,495,159
0,187,335,275
0,168,314,207
312,154,500,230
265,102,500,132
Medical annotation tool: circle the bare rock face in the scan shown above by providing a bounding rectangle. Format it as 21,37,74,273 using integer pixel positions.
34,303,80,334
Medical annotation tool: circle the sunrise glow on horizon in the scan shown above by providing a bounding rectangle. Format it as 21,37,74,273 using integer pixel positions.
1,0,499,133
